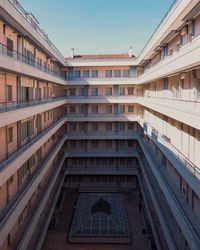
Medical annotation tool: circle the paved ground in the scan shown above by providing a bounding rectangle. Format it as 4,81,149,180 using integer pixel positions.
42,189,152,250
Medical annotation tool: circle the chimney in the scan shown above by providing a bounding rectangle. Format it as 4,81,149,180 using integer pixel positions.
71,48,74,59
129,47,133,58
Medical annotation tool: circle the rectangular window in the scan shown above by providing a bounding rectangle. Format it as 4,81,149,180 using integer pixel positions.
44,111,46,122
78,88,84,96
70,123,76,131
114,70,121,77
74,71,81,78
83,70,89,78
91,140,98,148
43,87,46,98
120,105,125,113
70,88,76,96
7,127,13,143
79,105,84,114
123,70,130,77
127,87,134,95
128,105,134,112
91,70,98,78
78,158,84,165
119,140,125,148
105,87,112,95
106,123,112,131
79,123,85,131
6,85,12,101
79,141,85,148
106,105,112,113
106,141,112,148
70,106,76,113
91,88,98,96
70,141,76,148
119,87,125,95
106,70,112,78
128,140,134,147
119,122,125,131
128,122,134,130
91,105,98,114
92,123,98,131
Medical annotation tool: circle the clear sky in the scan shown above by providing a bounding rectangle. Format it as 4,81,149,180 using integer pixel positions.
20,0,175,57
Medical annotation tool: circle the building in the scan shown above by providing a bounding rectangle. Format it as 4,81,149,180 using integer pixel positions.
0,0,200,249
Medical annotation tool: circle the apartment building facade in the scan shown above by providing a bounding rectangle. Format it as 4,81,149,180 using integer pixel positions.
0,0,200,249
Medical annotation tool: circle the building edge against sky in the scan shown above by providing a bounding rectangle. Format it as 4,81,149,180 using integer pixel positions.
0,0,200,249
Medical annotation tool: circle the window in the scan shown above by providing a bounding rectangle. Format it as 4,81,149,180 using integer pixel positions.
123,70,130,77
128,123,134,130
8,175,14,185
119,87,125,95
128,105,134,112
72,158,77,165
70,106,76,113
127,87,134,95
106,70,112,78
74,71,81,78
69,88,76,96
119,140,125,148
114,70,121,77
70,141,76,148
78,158,84,165
79,88,84,96
43,87,46,98
44,111,46,122
106,123,112,131
6,85,12,101
119,122,125,131
106,105,112,113
105,87,112,96
92,123,98,131
128,140,134,147
91,70,98,78
79,105,84,114
7,127,13,143
91,105,98,114
70,123,76,131
106,141,112,148
79,141,85,148
91,140,98,148
3,24,6,35
91,88,98,96
83,70,89,78
120,105,125,113
79,123,85,131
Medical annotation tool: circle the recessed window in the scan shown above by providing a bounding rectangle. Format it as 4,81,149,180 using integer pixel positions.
106,141,112,148
79,123,85,131
127,123,134,130
70,141,76,148
69,88,76,96
106,105,112,113
70,123,76,131
91,88,98,96
106,123,112,131
105,87,112,96
128,140,134,147
128,105,134,112
83,70,89,78
127,87,134,95
119,122,125,131
114,70,121,78
74,71,81,78
119,87,125,95
79,105,84,114
91,70,98,78
78,88,84,96
79,141,85,148
92,123,98,131
91,140,98,148
120,105,125,113
123,70,130,77
106,70,112,78
70,106,76,113
7,85,12,101
92,105,98,114
7,127,13,143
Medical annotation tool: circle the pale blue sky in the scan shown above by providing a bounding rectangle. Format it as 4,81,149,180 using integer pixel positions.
20,0,175,57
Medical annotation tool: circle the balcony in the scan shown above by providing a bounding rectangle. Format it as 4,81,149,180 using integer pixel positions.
65,77,136,85
139,96,200,130
0,0,66,65
138,34,200,84
0,116,66,186
0,43,67,85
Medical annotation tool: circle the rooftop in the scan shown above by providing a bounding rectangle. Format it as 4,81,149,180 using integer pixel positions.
66,53,136,61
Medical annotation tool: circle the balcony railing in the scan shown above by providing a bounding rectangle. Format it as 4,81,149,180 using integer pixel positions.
139,118,200,181
0,115,66,173
66,76,134,81
0,43,66,81
7,0,66,63
0,97,66,113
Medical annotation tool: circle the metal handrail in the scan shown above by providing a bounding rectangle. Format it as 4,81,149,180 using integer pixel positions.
7,0,66,63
